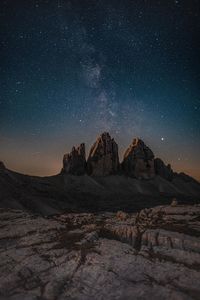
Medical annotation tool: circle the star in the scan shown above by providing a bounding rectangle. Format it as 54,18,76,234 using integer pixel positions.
0,0,199,180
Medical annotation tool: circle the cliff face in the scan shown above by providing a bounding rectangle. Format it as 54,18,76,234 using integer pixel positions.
122,138,155,179
62,134,157,179
60,132,197,183
0,161,5,170
87,132,119,176
154,158,174,181
62,143,86,175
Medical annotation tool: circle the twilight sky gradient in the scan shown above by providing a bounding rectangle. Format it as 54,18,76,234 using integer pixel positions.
0,0,200,180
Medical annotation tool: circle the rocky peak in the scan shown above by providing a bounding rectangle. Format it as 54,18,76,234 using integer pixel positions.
62,143,86,175
87,132,119,176
0,161,5,170
122,138,155,179
124,138,154,160
175,172,199,184
154,158,174,181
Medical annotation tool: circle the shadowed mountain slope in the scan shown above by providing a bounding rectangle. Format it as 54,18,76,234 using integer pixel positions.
0,165,200,215
1,133,200,215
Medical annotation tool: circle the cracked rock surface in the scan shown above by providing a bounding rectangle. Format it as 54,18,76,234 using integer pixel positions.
0,205,200,300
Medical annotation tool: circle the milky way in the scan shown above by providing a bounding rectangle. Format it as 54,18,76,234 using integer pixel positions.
0,0,200,180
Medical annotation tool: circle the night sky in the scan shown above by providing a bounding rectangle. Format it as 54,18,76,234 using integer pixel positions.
0,0,200,180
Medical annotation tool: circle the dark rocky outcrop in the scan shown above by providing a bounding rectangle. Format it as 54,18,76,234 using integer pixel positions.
0,161,5,170
87,132,119,176
62,143,86,175
121,138,155,179
175,172,199,184
59,133,199,183
154,158,174,181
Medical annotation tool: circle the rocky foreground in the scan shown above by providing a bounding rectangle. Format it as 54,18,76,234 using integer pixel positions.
0,204,200,300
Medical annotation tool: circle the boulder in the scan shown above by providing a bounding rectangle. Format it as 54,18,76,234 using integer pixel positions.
154,158,174,181
122,138,155,179
116,211,129,221
87,132,119,176
62,143,86,175
171,198,178,207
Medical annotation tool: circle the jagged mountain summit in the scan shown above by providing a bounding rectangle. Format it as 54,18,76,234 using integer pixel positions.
62,143,86,175
87,132,119,176
154,158,174,181
0,161,5,170
62,132,119,176
122,138,155,179
61,132,177,182
0,132,200,215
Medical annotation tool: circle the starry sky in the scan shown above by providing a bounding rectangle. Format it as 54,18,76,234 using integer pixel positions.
0,0,200,180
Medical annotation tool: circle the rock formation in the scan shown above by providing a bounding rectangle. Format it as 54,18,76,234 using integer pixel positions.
62,143,86,175
0,161,5,170
175,172,199,183
87,132,119,176
59,133,199,183
1,204,200,299
154,158,174,181
122,138,155,179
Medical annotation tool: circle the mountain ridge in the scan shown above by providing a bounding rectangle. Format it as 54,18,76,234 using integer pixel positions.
0,132,199,215
61,132,199,183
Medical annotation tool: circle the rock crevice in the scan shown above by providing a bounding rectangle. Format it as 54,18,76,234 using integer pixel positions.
1,205,200,299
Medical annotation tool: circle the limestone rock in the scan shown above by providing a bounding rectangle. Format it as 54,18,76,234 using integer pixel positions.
122,138,155,179
87,132,119,176
1,205,200,299
116,211,129,221
154,158,174,181
171,198,178,206
62,143,86,175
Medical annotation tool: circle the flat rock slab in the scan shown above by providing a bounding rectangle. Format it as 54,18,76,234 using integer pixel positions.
0,205,200,300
